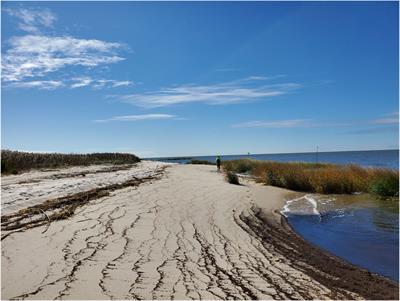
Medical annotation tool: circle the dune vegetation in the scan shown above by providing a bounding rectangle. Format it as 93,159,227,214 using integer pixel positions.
187,159,215,165
1,150,140,174
222,159,399,197
225,171,240,185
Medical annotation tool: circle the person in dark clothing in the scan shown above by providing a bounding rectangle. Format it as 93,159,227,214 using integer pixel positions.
216,156,221,171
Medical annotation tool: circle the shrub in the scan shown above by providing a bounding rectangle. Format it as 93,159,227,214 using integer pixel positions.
225,171,240,185
368,171,399,197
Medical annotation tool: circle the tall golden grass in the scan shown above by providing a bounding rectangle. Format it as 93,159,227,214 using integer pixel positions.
1,150,140,174
223,159,398,197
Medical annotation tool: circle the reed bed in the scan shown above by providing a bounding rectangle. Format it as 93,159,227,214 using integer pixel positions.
1,150,140,174
222,159,399,197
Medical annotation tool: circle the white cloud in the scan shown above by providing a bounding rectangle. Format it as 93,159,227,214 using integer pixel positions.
5,8,57,34
5,77,133,90
232,112,399,129
9,80,63,90
2,7,128,85
371,112,399,125
93,114,177,123
92,79,133,89
232,119,309,128
2,35,125,82
111,81,132,88
115,77,300,107
70,77,133,89
70,77,93,88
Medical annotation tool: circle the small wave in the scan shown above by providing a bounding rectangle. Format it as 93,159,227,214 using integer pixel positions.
281,196,303,217
281,194,322,218
304,195,319,215
282,194,356,226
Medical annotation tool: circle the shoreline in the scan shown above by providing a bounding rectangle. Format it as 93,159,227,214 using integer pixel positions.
1,163,398,299
236,176,399,299
246,207,399,299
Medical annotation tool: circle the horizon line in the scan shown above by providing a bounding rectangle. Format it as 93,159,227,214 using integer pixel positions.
144,148,399,159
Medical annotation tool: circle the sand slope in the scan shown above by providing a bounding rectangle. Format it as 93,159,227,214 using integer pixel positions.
1,164,396,300
1,161,169,216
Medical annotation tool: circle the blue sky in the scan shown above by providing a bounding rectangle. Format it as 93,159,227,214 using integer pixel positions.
2,1,398,157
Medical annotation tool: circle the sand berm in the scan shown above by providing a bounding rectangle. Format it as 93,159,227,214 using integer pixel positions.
1,162,398,300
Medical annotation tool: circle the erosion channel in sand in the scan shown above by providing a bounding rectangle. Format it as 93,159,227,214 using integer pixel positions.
1,162,398,300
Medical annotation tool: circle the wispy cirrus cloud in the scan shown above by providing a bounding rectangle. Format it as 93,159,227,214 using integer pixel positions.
5,77,133,90
2,7,129,89
113,77,300,108
4,7,57,34
93,114,178,123
371,112,399,125
92,79,133,89
2,35,124,82
70,77,93,89
232,119,309,128
8,80,64,90
232,112,399,129
346,127,398,135
70,77,133,89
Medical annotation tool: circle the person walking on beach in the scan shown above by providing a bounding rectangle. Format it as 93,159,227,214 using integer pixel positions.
216,156,221,171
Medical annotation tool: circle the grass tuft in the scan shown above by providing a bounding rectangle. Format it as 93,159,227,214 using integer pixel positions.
225,171,240,185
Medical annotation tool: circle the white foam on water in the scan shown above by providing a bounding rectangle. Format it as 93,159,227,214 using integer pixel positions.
304,195,320,215
282,194,354,224
281,194,321,217
281,194,330,220
281,196,304,217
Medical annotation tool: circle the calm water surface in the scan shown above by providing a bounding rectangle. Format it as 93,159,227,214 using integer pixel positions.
282,194,399,281
151,149,399,169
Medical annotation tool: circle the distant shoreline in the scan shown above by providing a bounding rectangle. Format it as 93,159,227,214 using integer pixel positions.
145,148,399,160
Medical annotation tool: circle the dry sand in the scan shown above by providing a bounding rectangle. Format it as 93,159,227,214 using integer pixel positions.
1,161,169,216
1,163,398,300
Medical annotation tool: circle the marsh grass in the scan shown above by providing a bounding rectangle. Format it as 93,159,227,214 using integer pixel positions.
223,159,398,197
1,150,140,174
187,159,215,165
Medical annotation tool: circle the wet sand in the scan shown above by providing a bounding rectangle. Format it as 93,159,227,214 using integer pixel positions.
1,163,398,299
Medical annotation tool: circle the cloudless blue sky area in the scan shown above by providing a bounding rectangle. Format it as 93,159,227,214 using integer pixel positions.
2,1,399,157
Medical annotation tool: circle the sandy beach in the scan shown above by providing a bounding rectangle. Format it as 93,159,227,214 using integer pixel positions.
1,162,398,300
